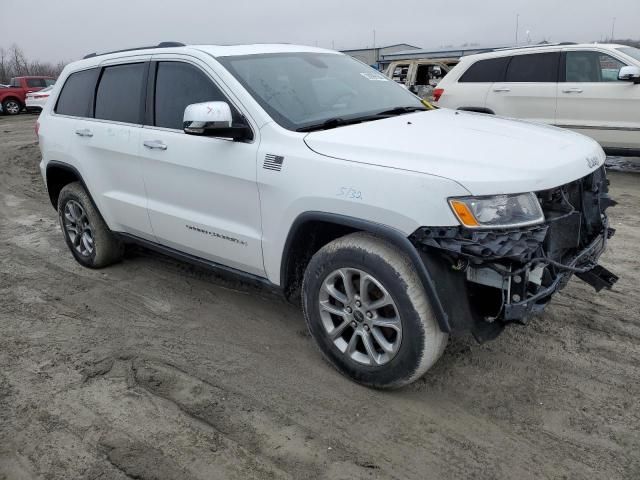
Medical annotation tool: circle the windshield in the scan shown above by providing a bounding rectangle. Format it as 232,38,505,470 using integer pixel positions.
218,52,425,131
618,46,640,62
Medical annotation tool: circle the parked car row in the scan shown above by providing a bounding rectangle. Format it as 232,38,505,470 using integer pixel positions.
0,76,55,115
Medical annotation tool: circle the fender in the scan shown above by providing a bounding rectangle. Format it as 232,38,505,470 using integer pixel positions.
280,211,452,333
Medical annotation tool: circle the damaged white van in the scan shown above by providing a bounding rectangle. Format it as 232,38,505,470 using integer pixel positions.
38,43,617,389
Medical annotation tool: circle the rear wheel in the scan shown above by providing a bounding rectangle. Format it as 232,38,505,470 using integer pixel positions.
57,182,123,268
2,98,21,115
302,232,448,389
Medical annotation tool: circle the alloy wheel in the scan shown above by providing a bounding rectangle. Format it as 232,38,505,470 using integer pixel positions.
63,200,94,257
318,268,402,366
5,101,20,114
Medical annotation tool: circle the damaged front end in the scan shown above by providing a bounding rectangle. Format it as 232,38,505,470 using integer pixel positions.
410,167,618,342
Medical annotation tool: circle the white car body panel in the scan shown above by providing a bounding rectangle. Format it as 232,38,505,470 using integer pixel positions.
303,109,604,196
38,44,606,286
25,87,52,110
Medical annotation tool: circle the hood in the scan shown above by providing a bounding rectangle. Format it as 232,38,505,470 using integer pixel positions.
304,109,605,196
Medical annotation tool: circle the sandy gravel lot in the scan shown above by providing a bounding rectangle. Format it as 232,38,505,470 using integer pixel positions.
1,113,639,479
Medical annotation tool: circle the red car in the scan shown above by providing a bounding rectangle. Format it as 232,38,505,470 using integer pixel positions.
0,76,56,115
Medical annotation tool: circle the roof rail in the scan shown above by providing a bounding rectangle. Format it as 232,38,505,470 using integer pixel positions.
493,42,576,52
83,41,186,60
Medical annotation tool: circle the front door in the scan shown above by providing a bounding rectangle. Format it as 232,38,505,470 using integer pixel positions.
556,49,640,149
139,58,264,276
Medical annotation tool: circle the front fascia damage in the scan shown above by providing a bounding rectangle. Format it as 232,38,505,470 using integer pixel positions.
410,166,619,343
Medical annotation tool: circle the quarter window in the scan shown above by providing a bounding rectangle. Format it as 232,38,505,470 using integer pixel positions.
459,57,509,83
154,61,230,130
565,51,627,82
55,68,99,117
94,63,146,124
505,53,559,82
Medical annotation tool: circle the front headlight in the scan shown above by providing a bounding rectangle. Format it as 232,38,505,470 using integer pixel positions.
449,192,544,229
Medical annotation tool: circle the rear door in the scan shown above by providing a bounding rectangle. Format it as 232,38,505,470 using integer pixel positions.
437,56,509,110
556,49,639,149
70,57,154,239
138,56,264,276
485,52,560,123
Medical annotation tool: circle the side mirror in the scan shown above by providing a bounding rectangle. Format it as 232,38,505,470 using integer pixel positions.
183,101,252,141
618,65,640,83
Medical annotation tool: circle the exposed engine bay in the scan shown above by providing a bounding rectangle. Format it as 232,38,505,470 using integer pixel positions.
411,167,619,342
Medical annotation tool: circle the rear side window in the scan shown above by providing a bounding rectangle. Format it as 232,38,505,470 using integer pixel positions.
505,53,560,82
55,69,99,117
154,61,229,130
45,79,56,87
459,57,509,83
26,78,46,88
95,63,146,124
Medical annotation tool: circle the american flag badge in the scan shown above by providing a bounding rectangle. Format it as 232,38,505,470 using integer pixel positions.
263,154,285,172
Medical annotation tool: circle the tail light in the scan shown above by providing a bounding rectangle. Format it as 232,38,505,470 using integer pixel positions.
34,94,48,99
433,88,445,102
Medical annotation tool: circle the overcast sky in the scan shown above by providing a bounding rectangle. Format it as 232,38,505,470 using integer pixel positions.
2,0,638,62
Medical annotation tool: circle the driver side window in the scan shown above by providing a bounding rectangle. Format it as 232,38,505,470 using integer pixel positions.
153,61,238,130
565,51,626,82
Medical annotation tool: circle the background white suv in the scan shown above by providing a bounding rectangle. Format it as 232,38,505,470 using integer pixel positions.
434,43,640,156
38,42,617,389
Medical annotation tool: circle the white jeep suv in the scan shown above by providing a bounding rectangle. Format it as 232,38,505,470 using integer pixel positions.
38,42,618,389
434,43,640,157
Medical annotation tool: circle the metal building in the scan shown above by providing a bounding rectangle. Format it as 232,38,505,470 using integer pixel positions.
341,44,421,69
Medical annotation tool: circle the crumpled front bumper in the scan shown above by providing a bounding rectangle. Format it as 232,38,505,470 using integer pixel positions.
409,166,618,341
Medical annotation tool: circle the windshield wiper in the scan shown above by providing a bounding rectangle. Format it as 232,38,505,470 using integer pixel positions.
296,117,367,133
375,106,428,116
296,106,428,132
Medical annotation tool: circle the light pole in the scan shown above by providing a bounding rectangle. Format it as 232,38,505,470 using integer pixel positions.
515,14,520,46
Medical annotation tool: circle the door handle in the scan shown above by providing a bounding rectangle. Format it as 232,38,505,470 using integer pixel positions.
562,88,584,93
75,128,93,138
143,140,168,151
493,87,511,92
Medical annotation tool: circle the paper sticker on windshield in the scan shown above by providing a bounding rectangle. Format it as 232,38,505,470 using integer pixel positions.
360,72,388,81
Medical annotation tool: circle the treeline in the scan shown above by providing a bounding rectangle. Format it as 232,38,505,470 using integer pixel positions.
612,38,640,48
0,44,66,84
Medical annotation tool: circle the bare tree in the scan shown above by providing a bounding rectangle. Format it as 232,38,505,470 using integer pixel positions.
0,44,67,84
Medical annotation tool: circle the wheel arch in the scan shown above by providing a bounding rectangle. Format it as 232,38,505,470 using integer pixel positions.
280,211,451,333
45,161,98,213
2,96,23,109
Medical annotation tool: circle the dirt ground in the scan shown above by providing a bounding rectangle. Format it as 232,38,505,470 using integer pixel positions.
0,113,639,480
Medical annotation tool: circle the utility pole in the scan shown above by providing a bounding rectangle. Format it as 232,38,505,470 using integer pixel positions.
611,17,616,41
515,14,519,45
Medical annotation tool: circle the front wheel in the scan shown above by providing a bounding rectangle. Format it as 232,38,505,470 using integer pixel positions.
302,232,448,389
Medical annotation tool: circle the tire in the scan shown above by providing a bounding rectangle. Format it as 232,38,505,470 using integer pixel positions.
302,232,448,389
2,98,22,115
57,182,123,268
